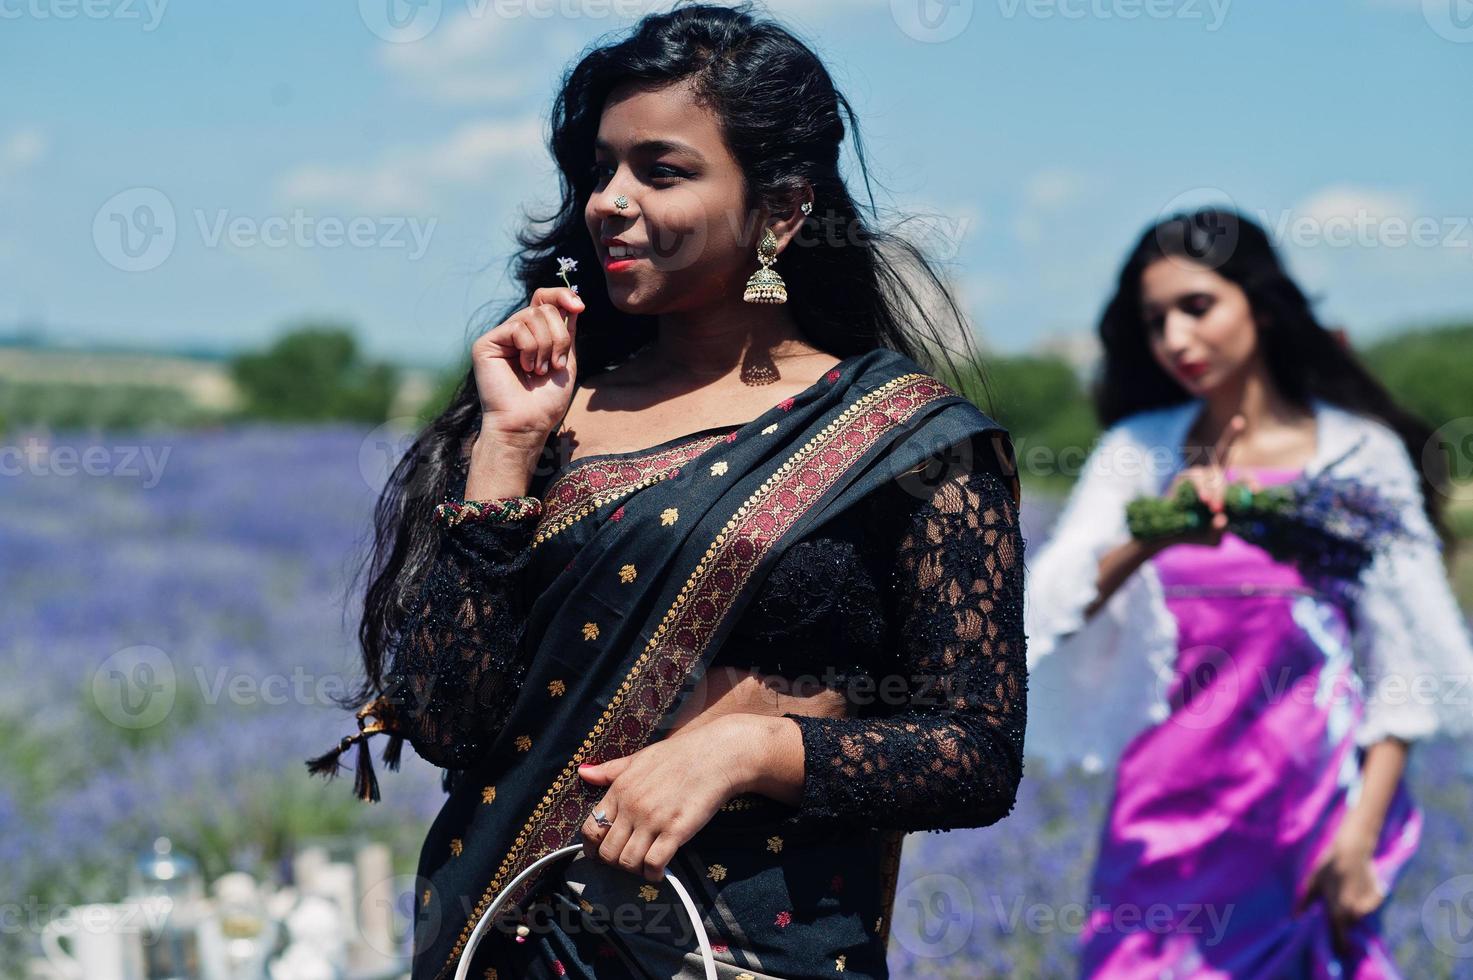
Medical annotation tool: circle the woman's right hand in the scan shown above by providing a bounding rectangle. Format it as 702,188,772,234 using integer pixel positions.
1089,413,1249,617
471,286,584,447
1154,413,1252,549
1155,467,1231,547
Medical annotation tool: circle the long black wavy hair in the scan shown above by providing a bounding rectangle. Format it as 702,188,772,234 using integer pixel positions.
342,1,991,708
1095,206,1450,546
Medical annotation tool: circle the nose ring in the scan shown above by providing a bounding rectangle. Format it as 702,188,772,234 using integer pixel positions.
614,195,628,211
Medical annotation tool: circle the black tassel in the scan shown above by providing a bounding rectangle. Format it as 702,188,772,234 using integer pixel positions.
305,734,354,779
306,691,400,803
353,732,381,803
382,733,404,771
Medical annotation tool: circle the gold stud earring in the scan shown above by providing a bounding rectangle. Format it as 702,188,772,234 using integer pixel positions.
743,227,787,304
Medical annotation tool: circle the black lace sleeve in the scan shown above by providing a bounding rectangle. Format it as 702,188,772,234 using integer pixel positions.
379,461,541,771
782,454,1028,833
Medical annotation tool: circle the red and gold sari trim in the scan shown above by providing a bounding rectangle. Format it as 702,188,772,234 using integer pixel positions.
532,432,736,549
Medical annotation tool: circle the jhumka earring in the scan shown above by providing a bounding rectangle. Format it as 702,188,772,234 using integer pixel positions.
743,228,785,304
743,202,813,304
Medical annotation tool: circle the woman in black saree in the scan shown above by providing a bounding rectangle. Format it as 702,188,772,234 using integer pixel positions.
308,5,1027,978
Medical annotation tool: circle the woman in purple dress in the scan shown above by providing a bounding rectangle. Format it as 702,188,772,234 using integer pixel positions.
1025,208,1473,978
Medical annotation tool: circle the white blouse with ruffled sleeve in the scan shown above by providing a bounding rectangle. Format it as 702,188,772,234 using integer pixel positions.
1022,397,1473,771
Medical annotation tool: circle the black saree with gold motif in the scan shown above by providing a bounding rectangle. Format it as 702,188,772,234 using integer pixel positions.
409,347,1017,980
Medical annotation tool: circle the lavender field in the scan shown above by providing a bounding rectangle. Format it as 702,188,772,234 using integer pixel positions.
4,424,1471,977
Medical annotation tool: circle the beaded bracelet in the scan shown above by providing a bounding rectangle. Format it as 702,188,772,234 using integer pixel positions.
434,495,544,529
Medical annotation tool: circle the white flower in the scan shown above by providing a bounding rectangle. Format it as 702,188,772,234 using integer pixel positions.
557,256,579,274
571,285,580,294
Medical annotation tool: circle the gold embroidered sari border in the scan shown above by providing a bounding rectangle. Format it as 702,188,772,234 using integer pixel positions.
532,432,736,548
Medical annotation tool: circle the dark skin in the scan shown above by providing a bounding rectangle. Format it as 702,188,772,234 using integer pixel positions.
1087,256,1407,956
460,77,852,883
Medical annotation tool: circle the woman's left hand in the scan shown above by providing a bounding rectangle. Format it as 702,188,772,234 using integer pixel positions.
577,713,757,882
1296,821,1386,957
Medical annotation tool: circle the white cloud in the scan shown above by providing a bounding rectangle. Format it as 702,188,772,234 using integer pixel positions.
375,0,885,104
1292,183,1420,227
1272,183,1473,328
1014,168,1091,244
1272,182,1469,260
1013,214,1041,245
0,127,46,179
276,116,546,211
959,270,1008,311
1023,168,1088,210
888,197,982,263
378,6,545,105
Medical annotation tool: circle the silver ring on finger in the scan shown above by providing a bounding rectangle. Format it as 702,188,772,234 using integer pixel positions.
593,808,613,828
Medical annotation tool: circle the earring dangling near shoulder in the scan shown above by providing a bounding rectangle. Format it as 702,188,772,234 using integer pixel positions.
743,227,787,304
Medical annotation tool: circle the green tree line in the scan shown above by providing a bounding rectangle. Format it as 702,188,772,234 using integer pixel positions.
3,321,1471,463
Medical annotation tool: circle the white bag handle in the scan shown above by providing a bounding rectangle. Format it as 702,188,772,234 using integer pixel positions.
453,843,718,980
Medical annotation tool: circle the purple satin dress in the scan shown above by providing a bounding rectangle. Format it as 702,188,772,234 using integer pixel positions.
1079,466,1423,978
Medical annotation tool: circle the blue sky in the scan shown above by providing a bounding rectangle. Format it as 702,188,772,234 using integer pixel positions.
2,0,1470,368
